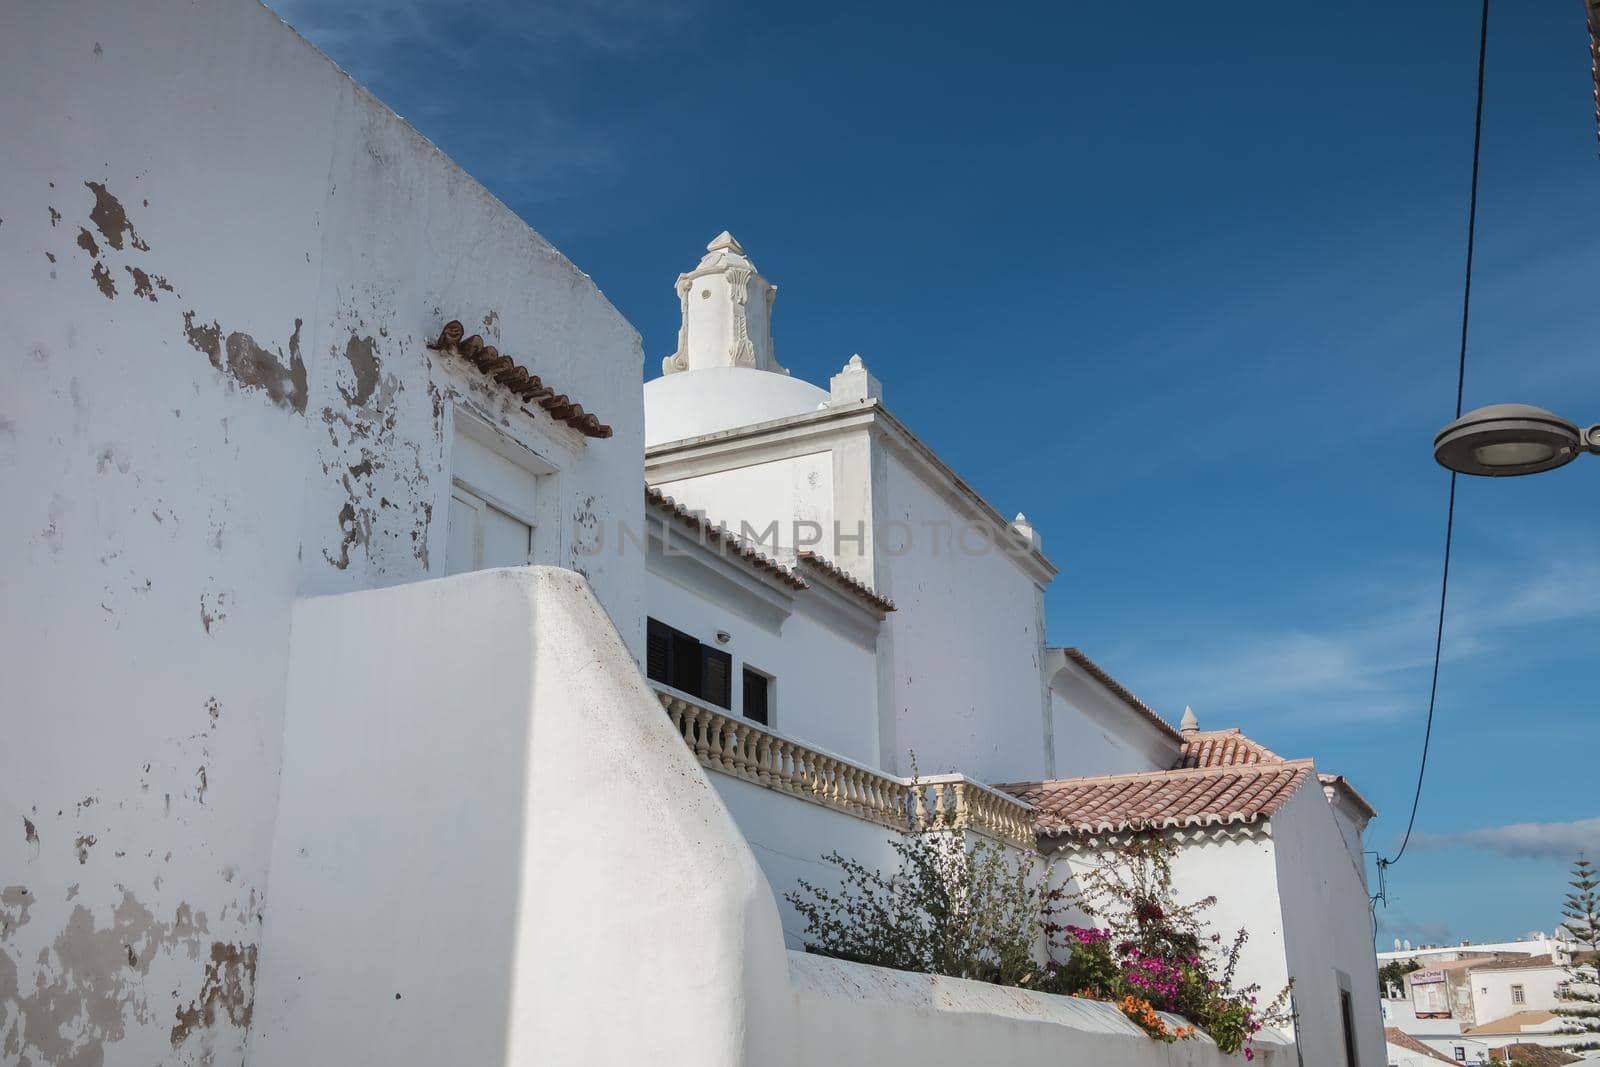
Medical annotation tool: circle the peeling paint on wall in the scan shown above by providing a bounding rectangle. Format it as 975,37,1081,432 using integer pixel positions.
90,261,115,299
169,941,257,1048
339,334,380,408
182,313,307,414
2,5,642,1064
0,888,257,1067
83,180,150,252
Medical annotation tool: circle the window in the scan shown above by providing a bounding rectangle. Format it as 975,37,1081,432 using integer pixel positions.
446,410,551,576
447,482,531,574
1340,989,1360,1067
1453,1047,1466,1062
1511,984,1525,1005
646,618,732,709
742,667,771,726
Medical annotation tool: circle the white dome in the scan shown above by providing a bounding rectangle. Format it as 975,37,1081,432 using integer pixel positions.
645,366,828,447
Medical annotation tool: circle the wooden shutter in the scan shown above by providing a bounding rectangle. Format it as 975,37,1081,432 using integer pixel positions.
742,668,769,726
701,646,732,709
645,618,670,684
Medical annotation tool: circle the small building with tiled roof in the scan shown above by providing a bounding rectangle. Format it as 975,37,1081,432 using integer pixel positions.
1488,1043,1582,1066
1002,760,1314,838
998,699,1380,1067
1385,1027,1460,1065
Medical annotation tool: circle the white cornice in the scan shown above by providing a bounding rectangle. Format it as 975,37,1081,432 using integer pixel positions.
645,399,1059,587
646,514,798,632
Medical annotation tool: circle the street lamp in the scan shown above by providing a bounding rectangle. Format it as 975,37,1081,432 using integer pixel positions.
1433,403,1600,477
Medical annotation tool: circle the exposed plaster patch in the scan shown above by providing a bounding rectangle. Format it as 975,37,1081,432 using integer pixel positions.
326,489,370,571
182,313,307,414
22,817,38,849
122,266,166,302
339,334,381,407
168,942,257,1049
83,181,149,252
0,890,251,1067
48,206,61,227
89,262,115,300
1,887,32,937
72,835,96,865
75,228,98,257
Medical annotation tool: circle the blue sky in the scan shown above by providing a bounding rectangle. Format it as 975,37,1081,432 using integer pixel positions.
271,0,1600,946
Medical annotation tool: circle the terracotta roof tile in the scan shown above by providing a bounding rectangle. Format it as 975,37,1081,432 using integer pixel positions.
1058,648,1181,742
1465,1011,1559,1035
997,761,1314,838
1384,1028,1458,1063
429,320,612,438
1177,728,1283,769
795,551,895,613
1486,1043,1580,1066
644,487,808,591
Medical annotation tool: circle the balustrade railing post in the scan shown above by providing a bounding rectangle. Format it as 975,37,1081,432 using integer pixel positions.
653,690,1038,849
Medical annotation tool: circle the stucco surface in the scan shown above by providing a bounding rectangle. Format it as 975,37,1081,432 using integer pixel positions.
250,568,790,1065
0,2,641,1061
789,951,1292,1066
875,449,1050,782
1269,782,1386,1067
647,367,829,445
1048,662,1181,779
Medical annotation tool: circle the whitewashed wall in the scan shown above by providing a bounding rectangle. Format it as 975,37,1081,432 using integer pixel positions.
646,566,881,765
875,450,1049,784
653,451,837,563
250,568,789,1065
711,775,910,949
1268,781,1387,1067
790,953,1292,1067
1469,963,1568,1026
0,3,642,1062
1047,666,1179,779
1052,833,1292,1019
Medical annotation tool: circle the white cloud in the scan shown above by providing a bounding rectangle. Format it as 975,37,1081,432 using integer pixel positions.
1107,549,1600,730
1375,910,1454,947
1409,818,1600,862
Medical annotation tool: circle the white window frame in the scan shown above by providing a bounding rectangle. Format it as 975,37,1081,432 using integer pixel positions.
447,404,562,571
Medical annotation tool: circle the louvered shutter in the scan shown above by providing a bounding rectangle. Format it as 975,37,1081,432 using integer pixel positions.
701,646,732,709
646,618,670,684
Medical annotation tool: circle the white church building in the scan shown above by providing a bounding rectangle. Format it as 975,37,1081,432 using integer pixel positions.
1,3,1382,1065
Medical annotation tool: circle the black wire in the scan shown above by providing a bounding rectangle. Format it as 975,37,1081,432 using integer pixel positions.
1380,0,1489,872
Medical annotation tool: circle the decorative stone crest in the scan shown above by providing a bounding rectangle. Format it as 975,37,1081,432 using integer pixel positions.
661,231,787,376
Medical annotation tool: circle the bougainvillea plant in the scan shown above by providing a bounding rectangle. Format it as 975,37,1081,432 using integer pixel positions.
786,828,1288,1057
1040,837,1291,1058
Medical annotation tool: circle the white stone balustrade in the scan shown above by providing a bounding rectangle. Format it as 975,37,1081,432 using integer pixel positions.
657,690,1037,850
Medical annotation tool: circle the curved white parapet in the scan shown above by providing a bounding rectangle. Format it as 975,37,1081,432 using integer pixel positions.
788,951,1292,1067
249,567,792,1066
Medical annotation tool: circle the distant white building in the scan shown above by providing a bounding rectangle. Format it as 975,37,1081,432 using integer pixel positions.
1382,949,1595,1061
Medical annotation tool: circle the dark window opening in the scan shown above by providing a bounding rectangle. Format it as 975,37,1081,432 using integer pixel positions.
646,618,732,709
743,667,770,726
1340,989,1359,1067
